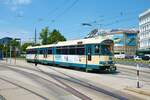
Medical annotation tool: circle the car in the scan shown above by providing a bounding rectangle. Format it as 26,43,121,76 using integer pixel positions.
114,54,125,59
142,56,150,60
134,56,142,60
125,55,134,59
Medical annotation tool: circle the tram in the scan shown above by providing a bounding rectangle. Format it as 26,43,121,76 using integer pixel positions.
26,36,116,72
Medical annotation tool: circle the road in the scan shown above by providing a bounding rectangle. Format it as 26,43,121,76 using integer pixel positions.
116,64,150,84
0,60,149,100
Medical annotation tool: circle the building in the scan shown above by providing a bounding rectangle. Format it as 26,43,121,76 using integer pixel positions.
0,50,3,60
87,29,139,56
0,37,13,45
0,37,13,59
104,29,139,56
139,8,150,54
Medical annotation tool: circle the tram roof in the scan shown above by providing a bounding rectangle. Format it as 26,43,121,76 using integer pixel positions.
27,36,111,49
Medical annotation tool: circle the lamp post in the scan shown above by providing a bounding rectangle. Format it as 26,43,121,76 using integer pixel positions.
9,45,12,64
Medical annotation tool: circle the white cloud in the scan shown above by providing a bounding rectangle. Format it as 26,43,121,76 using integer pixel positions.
1,0,32,11
14,0,31,5
4,0,31,5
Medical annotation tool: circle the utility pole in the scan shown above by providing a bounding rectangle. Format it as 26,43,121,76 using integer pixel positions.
137,64,140,88
35,27,37,45
5,45,8,63
9,45,11,64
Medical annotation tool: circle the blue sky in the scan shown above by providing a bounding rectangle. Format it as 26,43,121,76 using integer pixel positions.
0,0,150,43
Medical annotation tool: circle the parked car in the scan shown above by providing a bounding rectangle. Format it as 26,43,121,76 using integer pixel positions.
142,56,150,60
125,55,134,59
114,54,125,59
134,56,142,60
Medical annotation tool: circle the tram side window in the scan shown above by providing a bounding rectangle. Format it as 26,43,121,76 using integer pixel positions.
27,49,36,54
48,49,52,54
26,50,30,54
39,50,43,54
43,49,47,58
69,48,76,55
62,46,68,55
95,45,100,54
77,46,85,55
56,47,62,54
33,50,37,54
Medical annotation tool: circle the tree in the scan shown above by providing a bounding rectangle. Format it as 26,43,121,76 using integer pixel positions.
10,39,20,48
48,29,66,44
21,43,33,53
40,27,49,45
0,44,4,50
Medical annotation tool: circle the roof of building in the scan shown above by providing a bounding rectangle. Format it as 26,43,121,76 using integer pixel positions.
1,37,13,40
0,37,13,44
139,8,150,18
103,29,139,35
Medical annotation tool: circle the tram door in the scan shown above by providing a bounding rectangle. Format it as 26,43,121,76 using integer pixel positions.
86,45,92,61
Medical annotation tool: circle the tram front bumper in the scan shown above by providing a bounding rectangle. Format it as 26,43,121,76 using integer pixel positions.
99,61,116,70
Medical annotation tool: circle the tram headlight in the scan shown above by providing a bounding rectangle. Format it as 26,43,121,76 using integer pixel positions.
108,61,113,64
99,61,106,65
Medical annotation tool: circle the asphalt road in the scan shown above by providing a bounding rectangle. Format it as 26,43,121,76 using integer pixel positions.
0,62,147,100
116,66,150,83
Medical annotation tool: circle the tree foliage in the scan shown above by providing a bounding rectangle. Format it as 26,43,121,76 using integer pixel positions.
40,27,66,45
10,39,20,48
40,27,49,45
48,29,66,44
0,44,4,50
21,43,33,53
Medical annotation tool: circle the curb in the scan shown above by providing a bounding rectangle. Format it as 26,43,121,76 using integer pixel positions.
124,86,150,96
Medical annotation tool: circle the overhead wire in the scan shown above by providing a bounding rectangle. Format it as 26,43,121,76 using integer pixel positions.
52,0,79,20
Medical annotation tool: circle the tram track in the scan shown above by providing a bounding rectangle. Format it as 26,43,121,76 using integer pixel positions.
0,64,92,100
0,76,49,100
0,63,142,100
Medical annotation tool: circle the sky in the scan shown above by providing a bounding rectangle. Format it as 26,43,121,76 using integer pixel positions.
0,0,150,43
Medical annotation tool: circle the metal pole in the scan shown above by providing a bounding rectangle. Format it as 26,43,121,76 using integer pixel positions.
35,27,37,45
10,46,11,64
137,64,140,88
6,46,7,63
14,47,16,64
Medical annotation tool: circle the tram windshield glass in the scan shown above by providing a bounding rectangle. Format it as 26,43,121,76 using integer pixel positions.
100,45,113,56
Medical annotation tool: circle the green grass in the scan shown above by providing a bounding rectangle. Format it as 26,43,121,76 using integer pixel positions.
113,58,150,64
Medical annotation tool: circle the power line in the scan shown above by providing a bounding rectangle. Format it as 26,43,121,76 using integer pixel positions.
86,9,142,27
52,0,79,20
102,17,137,28
48,0,69,15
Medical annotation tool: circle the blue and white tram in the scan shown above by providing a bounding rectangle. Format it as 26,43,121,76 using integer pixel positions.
26,36,116,72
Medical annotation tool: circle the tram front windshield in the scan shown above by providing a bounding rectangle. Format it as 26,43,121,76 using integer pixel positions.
100,45,113,56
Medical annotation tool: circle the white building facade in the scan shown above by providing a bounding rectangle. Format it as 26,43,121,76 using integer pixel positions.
139,9,150,50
